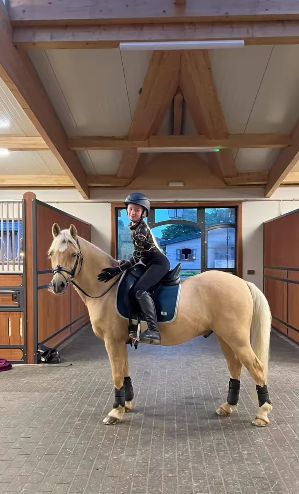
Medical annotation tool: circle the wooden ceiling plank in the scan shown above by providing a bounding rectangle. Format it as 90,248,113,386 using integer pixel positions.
8,1,299,25
117,51,180,178
0,4,89,198
180,51,237,177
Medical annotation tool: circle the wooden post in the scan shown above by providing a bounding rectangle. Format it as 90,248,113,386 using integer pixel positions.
23,192,37,364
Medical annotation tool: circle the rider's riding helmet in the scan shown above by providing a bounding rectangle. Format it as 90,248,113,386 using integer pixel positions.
124,192,150,216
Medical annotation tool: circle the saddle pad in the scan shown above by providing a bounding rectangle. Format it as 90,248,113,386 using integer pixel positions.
116,273,181,323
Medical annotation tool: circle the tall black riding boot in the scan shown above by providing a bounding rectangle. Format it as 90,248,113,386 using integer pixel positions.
136,290,160,343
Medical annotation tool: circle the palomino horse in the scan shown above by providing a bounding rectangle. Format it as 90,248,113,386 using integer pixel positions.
49,224,273,427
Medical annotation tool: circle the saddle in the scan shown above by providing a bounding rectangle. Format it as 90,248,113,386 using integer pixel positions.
116,263,181,324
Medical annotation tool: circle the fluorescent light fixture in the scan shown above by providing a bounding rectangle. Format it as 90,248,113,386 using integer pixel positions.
0,118,10,129
120,40,244,51
0,148,10,156
138,147,220,153
168,181,185,187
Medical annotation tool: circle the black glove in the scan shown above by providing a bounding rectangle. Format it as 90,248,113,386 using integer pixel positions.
97,266,121,283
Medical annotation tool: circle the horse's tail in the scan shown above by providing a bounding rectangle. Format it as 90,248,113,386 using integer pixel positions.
246,281,272,382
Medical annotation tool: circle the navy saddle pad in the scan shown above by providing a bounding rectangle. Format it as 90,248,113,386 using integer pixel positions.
116,263,181,323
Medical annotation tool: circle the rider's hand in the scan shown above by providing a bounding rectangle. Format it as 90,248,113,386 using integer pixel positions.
97,266,121,283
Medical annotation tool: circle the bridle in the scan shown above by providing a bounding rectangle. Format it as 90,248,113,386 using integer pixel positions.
51,240,120,299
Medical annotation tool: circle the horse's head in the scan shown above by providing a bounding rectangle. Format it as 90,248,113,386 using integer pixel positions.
48,223,82,294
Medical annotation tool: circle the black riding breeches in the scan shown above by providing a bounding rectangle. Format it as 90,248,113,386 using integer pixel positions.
132,256,170,296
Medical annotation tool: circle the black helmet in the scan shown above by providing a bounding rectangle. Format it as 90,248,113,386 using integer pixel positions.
124,192,150,215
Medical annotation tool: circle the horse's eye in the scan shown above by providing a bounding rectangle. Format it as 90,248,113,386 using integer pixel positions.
48,251,53,257
72,252,77,258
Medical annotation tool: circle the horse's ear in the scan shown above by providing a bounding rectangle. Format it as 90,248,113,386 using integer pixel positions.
69,224,78,240
52,223,61,238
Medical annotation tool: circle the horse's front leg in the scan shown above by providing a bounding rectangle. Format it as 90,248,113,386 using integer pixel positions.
103,339,132,425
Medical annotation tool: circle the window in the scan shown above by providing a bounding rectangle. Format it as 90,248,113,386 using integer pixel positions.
114,205,239,279
176,248,196,261
0,220,23,271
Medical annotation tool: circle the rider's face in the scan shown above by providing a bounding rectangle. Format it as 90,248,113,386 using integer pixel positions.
127,204,144,223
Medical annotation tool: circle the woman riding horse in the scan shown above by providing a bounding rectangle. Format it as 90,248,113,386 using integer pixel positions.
97,192,170,343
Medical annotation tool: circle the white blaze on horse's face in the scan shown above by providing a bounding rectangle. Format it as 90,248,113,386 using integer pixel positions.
49,223,79,294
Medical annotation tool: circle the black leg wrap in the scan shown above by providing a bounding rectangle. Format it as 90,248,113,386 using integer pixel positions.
256,385,271,407
227,378,240,406
113,386,125,408
124,376,134,401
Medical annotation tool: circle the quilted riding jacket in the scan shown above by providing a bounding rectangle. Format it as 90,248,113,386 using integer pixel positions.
119,219,166,270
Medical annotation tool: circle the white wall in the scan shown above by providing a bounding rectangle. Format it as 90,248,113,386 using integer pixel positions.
1,186,299,289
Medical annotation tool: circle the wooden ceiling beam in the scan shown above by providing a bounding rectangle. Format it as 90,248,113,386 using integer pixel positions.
282,171,299,184
0,175,130,187
117,51,181,179
0,175,74,187
180,51,237,178
8,1,299,25
0,134,291,151
265,120,299,196
13,22,299,49
69,134,291,150
0,4,89,198
0,136,47,150
173,90,184,135
225,172,268,185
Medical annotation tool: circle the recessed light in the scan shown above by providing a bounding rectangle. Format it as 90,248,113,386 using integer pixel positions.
0,119,10,129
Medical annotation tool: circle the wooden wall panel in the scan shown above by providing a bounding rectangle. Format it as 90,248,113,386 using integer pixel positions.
287,283,299,330
38,289,71,344
263,268,287,279
264,278,287,322
264,209,299,344
264,212,299,268
0,312,24,345
0,274,23,287
0,349,23,361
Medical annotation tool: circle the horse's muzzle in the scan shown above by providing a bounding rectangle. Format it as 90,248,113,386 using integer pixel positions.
50,278,67,294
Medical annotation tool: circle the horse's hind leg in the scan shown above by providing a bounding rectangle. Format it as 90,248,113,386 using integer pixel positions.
103,339,128,425
216,337,242,418
230,341,272,427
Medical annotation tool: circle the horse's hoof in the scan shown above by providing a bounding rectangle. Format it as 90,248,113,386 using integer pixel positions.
103,415,120,425
216,406,230,417
252,402,272,427
251,417,269,427
103,405,125,425
125,400,134,412
216,403,236,417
